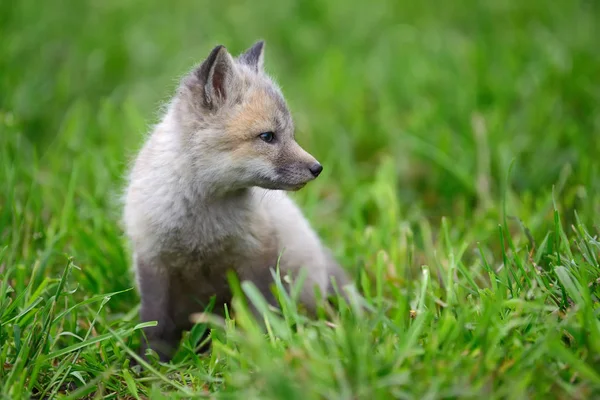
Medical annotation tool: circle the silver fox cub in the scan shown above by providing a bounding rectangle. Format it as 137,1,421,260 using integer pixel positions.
123,41,353,361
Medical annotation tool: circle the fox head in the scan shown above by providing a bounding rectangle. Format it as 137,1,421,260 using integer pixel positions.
173,41,322,194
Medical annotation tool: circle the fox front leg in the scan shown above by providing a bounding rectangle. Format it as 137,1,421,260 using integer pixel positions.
136,258,181,362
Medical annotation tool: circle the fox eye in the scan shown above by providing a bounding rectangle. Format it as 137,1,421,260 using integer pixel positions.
259,132,275,143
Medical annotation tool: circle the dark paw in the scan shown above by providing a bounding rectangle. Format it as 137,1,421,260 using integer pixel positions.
137,339,175,364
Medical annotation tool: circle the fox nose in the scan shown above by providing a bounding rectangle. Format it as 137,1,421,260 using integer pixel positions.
309,163,323,177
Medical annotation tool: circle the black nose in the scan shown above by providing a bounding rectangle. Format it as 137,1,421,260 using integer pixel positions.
309,163,323,177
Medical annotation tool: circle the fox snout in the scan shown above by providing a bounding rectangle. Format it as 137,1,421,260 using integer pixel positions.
270,142,324,190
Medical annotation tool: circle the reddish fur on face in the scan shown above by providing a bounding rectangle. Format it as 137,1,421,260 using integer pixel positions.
226,88,283,139
222,87,318,177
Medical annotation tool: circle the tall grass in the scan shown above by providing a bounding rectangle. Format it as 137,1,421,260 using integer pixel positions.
1,0,599,398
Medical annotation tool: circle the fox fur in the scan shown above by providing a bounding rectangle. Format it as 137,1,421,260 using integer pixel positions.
123,41,354,361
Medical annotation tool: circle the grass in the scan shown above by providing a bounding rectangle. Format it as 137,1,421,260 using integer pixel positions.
1,0,599,398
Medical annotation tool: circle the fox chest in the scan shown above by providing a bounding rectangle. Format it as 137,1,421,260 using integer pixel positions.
159,226,279,284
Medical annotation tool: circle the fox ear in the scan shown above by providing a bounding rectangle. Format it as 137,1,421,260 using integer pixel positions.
195,45,237,109
239,40,265,72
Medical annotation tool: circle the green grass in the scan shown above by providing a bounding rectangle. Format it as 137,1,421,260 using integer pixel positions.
1,0,600,398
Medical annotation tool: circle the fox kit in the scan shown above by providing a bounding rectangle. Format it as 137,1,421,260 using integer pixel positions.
123,41,353,361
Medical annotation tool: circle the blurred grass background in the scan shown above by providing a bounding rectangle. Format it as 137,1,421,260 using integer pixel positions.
1,0,599,398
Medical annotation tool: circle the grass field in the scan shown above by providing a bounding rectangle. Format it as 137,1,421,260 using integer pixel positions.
1,0,600,398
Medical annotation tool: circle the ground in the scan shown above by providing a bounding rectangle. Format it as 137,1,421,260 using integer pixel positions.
1,0,599,398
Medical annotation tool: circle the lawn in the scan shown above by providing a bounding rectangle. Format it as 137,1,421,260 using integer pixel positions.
1,0,599,398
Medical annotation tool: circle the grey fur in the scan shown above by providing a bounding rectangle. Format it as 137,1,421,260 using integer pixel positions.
238,40,265,72
123,41,355,361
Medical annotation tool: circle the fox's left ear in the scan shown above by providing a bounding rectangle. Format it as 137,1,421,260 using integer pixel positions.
239,40,265,72
193,45,238,110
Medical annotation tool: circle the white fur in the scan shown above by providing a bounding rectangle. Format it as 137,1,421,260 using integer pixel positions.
124,111,337,310
123,44,351,320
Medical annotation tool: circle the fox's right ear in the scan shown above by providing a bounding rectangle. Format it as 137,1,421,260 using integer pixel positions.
193,45,237,110
239,40,265,72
